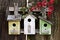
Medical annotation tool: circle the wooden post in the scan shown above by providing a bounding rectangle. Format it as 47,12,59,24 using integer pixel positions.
41,36,45,40
27,0,28,7
14,36,17,40
26,35,27,40
14,3,18,40
45,36,50,40
14,3,18,15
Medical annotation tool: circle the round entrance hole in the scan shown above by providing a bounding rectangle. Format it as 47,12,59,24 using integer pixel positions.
44,23,47,27
13,23,16,27
28,18,31,22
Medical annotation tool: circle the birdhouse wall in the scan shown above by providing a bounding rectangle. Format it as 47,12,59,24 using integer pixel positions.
8,20,20,35
39,19,51,35
24,15,35,34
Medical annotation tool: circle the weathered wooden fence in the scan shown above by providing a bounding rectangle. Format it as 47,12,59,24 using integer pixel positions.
0,0,60,40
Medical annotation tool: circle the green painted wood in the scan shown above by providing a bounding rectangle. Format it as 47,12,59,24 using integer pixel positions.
39,19,51,35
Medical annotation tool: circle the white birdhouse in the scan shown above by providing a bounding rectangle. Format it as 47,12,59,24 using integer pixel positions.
7,15,21,35
39,17,52,35
24,14,36,35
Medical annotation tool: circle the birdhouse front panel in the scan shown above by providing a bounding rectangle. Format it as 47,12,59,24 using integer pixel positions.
39,19,51,35
8,20,20,35
24,15,35,34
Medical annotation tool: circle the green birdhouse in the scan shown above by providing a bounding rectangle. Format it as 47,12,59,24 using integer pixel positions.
39,17,52,35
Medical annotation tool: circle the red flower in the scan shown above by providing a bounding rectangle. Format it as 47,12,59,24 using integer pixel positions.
30,6,35,11
47,12,52,18
42,0,48,7
48,0,54,5
48,6,54,12
47,6,54,18
37,2,42,7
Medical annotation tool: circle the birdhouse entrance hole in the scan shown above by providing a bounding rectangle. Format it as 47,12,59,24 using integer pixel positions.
13,23,16,27
28,19,31,22
44,23,47,27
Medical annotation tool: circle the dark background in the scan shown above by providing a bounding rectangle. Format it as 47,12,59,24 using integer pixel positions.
0,0,60,40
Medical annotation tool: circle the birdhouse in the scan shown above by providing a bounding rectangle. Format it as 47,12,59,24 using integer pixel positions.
24,14,36,35
39,17,52,35
7,15,21,35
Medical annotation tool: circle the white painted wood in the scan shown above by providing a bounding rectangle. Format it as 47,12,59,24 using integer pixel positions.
7,15,21,21
20,29,38,33
9,7,14,11
9,7,22,11
7,15,15,20
24,15,35,34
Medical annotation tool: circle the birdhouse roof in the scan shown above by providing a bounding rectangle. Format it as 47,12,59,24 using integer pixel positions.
39,16,52,25
22,14,37,19
7,15,21,21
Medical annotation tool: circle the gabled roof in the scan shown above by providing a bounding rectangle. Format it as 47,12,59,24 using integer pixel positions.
38,16,53,25
22,14,37,19
7,15,21,21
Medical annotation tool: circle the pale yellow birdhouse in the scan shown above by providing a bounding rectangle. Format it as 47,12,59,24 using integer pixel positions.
7,15,21,35
8,20,20,35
